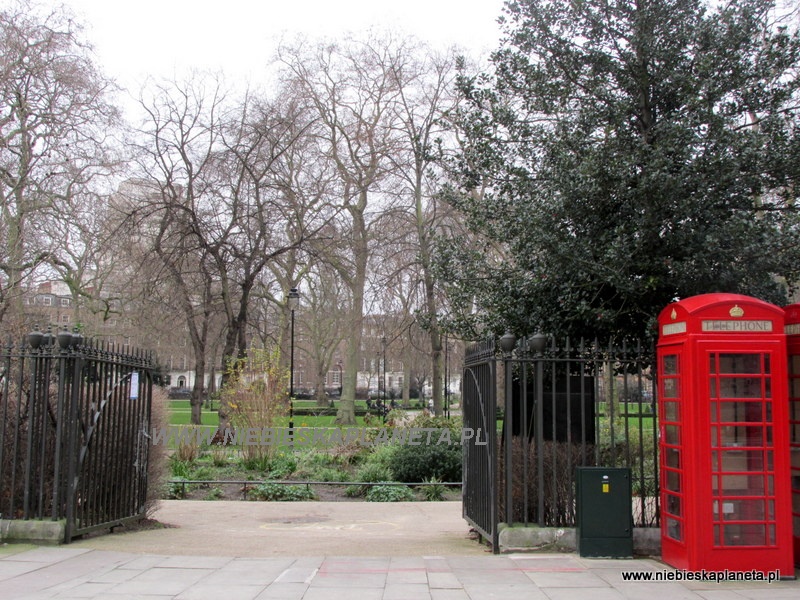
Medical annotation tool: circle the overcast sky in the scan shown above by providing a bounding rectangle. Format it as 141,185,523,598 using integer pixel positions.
63,0,507,89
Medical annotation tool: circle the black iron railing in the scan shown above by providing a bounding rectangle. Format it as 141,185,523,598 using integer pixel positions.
462,336,659,552
0,333,155,542
462,340,499,551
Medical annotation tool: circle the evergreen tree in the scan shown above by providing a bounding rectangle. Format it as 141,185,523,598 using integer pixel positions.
443,0,800,340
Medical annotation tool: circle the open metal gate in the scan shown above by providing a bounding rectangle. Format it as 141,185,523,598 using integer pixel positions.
1,331,155,542
462,335,659,552
462,340,499,551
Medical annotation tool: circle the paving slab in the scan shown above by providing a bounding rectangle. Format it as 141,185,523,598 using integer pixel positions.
70,500,484,558
0,500,796,599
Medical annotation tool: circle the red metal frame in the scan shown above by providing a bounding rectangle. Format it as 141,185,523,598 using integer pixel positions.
657,294,794,574
783,303,800,565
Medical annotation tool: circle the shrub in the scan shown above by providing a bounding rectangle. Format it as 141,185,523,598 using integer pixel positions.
191,466,214,481
384,408,407,427
344,485,362,498
165,477,189,499
389,442,461,483
329,439,369,465
362,443,398,470
249,482,316,501
355,461,392,483
221,348,289,466
402,412,461,437
345,462,394,497
170,459,192,479
421,477,446,501
266,453,297,479
314,467,349,482
210,446,230,467
204,487,224,500
240,453,272,472
175,426,201,463
296,448,342,468
366,484,414,502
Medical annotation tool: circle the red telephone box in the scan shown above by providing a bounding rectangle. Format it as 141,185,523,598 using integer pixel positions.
783,303,800,564
657,293,794,574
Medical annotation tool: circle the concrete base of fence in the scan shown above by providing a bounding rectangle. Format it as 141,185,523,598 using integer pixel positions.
498,523,576,553
0,520,65,545
498,524,661,557
631,527,661,556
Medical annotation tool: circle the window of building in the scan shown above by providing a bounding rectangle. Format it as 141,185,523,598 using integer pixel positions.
60,298,70,307
42,296,53,306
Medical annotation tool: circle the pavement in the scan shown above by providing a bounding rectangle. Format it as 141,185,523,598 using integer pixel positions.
0,500,798,599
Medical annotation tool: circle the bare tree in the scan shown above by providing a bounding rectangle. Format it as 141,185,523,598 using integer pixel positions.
0,1,120,333
126,75,232,424
279,34,411,425
388,46,464,416
301,259,349,406
131,74,334,426
217,89,337,426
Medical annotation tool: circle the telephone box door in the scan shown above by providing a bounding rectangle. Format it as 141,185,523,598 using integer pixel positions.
703,347,786,555
658,293,794,575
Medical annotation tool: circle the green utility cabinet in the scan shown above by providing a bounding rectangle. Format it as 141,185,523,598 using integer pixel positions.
576,467,633,558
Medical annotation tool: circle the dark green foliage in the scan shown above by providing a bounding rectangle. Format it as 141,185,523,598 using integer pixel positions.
266,454,297,479
365,484,415,502
421,478,447,501
345,462,395,497
239,452,297,477
191,466,214,481
165,477,189,499
389,442,462,483
239,454,272,472
444,0,800,340
169,459,192,479
344,485,364,498
355,462,393,483
249,482,316,501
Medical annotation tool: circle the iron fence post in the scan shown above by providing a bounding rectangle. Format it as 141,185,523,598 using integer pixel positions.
536,354,545,526
63,352,83,542
504,354,513,525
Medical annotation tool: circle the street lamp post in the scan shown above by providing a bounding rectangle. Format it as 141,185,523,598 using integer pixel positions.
287,287,300,447
334,361,342,408
381,335,387,422
444,331,450,419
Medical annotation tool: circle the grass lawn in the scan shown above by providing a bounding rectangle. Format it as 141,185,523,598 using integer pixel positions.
166,402,376,429
162,400,398,450
167,406,219,427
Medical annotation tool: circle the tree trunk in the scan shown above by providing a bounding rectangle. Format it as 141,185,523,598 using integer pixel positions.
402,354,411,408
217,325,240,431
191,354,206,425
335,202,368,426
315,365,329,407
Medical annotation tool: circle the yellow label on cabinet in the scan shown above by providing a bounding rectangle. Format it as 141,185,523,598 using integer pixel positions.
602,483,609,493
